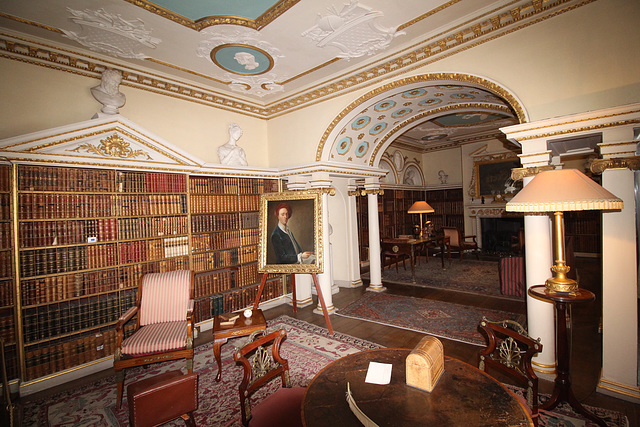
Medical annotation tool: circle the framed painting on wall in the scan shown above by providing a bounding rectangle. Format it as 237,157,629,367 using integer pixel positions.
474,158,521,197
259,189,324,274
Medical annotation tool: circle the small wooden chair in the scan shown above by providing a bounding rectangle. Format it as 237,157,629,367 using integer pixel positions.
478,317,542,425
234,329,305,427
442,226,479,260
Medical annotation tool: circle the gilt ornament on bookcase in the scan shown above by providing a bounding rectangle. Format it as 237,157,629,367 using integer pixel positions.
68,134,152,160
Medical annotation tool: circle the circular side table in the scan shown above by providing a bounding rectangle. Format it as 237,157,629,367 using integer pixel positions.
528,285,606,427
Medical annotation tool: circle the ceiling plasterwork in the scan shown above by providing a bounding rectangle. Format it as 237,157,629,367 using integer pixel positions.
301,1,405,59
61,8,160,60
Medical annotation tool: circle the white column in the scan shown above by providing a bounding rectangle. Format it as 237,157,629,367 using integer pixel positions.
596,138,640,402
364,180,385,292
345,181,363,287
293,274,313,308
314,189,336,314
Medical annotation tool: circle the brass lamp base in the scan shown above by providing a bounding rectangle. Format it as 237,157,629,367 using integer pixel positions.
545,276,578,295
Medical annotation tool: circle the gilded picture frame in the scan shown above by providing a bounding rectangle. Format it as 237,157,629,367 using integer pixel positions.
474,158,521,198
259,190,323,274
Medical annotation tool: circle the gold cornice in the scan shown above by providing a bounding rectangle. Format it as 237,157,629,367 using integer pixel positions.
511,165,555,180
124,0,300,31
590,157,640,174
512,117,640,142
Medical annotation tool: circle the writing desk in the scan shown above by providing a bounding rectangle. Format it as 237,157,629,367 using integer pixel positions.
381,236,450,283
302,348,532,426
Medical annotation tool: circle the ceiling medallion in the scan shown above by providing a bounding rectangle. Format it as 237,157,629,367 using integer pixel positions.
301,0,404,59
61,8,160,59
210,44,275,75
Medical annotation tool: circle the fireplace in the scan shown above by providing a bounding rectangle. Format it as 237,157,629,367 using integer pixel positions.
481,217,524,254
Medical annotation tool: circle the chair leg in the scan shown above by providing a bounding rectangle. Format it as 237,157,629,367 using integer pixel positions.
181,412,197,427
116,370,125,409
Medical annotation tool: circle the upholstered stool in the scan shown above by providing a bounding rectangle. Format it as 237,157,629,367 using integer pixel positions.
127,370,198,427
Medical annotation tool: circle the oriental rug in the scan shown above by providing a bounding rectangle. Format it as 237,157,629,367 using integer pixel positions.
336,291,525,346
364,258,521,299
21,315,382,427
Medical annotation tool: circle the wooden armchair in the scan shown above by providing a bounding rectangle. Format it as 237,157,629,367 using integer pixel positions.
114,270,195,409
441,226,479,260
478,318,542,425
234,329,305,427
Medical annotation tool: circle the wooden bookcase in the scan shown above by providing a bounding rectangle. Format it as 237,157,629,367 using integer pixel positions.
6,164,286,384
425,188,464,231
0,164,17,381
564,210,602,255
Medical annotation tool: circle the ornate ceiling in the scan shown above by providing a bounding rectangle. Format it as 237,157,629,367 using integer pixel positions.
0,0,585,151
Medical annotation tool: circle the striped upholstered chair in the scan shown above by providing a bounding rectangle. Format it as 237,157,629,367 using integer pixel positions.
114,270,195,409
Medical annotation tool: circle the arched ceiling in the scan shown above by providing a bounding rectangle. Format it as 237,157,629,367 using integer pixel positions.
319,75,523,167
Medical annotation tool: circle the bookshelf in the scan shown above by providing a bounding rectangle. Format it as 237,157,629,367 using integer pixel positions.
0,164,17,381
189,176,282,324
425,188,464,231
565,210,602,255
9,165,285,384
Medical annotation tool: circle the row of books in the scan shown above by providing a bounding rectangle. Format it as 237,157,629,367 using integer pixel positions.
239,246,258,264
19,244,118,278
191,212,239,233
189,177,276,195
0,311,15,343
240,229,260,247
0,251,12,279
21,269,119,307
116,171,187,193
22,292,129,343
0,194,10,223
117,238,187,264
19,193,115,219
19,219,118,248
192,248,239,273
23,328,125,381
428,200,465,215
0,166,11,193
117,194,188,216
117,259,189,290
118,216,188,241
238,262,259,288
192,230,241,253
190,194,240,214
18,165,116,193
194,268,236,298
0,280,14,308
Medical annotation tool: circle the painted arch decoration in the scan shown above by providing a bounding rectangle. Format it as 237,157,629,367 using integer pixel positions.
316,73,527,168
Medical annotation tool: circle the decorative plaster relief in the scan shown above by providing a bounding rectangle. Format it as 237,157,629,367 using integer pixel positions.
62,8,160,59
302,0,404,59
68,134,152,160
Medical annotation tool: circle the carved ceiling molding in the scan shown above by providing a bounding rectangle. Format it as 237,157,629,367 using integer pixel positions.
302,1,404,59
61,8,160,59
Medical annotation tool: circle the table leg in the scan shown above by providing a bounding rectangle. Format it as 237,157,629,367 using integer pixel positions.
410,245,416,283
213,338,228,382
540,301,607,427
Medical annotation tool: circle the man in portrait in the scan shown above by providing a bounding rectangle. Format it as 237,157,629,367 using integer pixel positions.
270,202,315,264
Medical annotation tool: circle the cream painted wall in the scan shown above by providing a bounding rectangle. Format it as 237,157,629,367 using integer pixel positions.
421,148,462,188
0,58,270,167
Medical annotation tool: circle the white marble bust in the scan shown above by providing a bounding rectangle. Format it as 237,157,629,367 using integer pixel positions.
218,123,248,166
91,68,126,115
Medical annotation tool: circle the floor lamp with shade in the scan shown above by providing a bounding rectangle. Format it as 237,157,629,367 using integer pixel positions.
408,201,434,239
505,168,622,427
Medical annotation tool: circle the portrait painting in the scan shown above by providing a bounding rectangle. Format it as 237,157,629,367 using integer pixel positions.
259,190,323,274
474,158,522,197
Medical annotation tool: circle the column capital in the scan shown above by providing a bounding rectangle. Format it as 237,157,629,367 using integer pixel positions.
590,156,640,174
511,165,556,181
347,190,360,197
361,188,384,196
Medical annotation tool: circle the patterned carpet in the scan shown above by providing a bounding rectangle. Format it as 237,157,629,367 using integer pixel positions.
336,291,525,346
365,258,523,299
21,316,381,427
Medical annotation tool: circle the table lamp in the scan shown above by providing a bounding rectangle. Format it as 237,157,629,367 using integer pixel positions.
408,201,434,239
505,169,622,294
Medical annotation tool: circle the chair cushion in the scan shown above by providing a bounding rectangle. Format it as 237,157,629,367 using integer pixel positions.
140,270,191,325
121,321,188,356
249,386,306,427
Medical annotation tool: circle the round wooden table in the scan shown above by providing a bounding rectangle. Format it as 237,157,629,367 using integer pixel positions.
302,348,533,426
